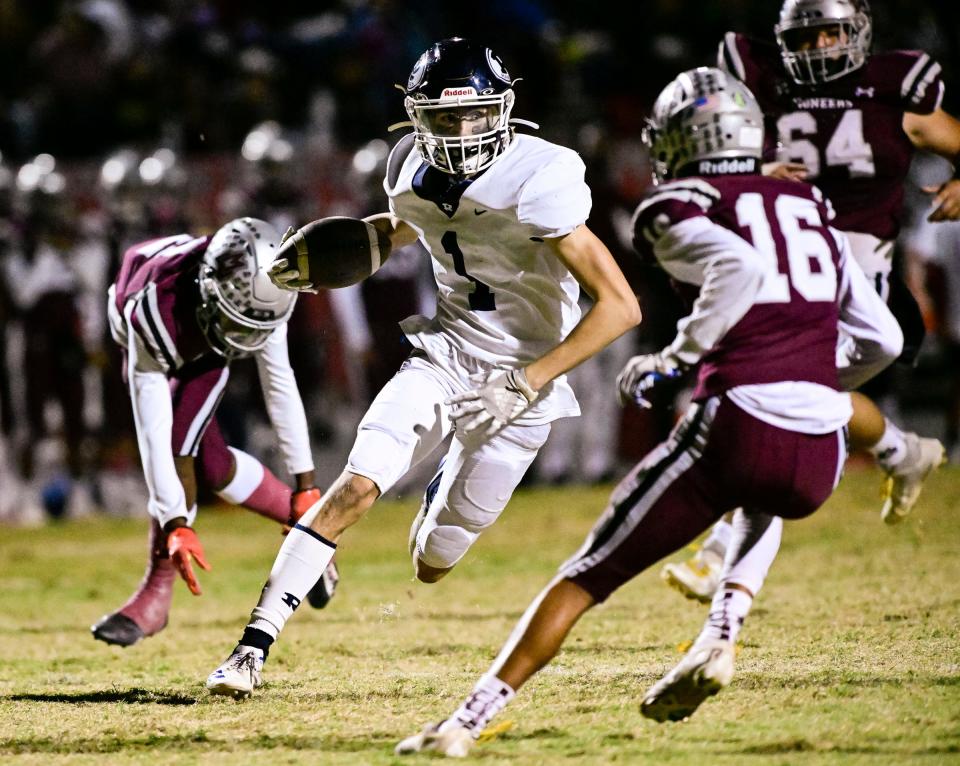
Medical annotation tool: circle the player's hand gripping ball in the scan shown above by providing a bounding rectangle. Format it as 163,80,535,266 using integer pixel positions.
269,217,391,292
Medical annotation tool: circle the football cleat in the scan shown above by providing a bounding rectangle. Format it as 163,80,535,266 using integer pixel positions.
641,638,735,722
660,548,723,603
306,558,340,609
881,434,946,524
395,722,476,758
206,646,264,699
91,613,148,647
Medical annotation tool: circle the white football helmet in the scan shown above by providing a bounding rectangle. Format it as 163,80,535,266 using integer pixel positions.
775,0,872,85
643,67,764,184
197,217,296,359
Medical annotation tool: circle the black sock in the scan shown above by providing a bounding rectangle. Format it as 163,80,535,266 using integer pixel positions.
240,627,274,658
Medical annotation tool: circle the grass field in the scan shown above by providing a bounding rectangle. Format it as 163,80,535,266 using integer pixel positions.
1,464,958,765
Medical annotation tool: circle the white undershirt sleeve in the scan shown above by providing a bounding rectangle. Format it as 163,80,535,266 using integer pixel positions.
125,305,189,528
255,323,314,476
833,231,903,390
654,216,764,366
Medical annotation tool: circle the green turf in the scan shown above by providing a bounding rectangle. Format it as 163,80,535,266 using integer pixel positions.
1,465,958,764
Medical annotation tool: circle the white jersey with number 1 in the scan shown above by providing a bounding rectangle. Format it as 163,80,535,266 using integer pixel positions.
384,132,591,419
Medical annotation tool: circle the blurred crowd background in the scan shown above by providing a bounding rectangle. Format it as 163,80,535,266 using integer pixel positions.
1,0,959,524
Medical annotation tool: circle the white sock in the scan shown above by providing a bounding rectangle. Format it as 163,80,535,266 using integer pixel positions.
721,512,782,596
247,525,336,639
445,675,516,735
699,588,753,645
702,518,734,559
870,418,908,471
217,447,264,504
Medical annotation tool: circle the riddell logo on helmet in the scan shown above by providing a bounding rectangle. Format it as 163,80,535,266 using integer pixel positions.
698,157,757,174
441,87,477,98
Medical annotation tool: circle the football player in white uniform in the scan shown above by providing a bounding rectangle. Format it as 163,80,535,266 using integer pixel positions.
205,37,640,697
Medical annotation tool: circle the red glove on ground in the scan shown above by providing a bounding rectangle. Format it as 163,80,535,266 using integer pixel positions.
167,527,211,595
284,487,323,535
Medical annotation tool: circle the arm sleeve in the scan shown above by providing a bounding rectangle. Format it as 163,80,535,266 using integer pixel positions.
254,323,315,476
654,216,765,366
125,311,189,528
833,230,903,389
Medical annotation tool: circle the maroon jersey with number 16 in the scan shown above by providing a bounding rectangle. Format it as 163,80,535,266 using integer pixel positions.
633,174,844,400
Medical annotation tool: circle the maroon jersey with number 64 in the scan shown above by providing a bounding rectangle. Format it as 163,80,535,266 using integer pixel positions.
719,33,945,241
633,175,845,400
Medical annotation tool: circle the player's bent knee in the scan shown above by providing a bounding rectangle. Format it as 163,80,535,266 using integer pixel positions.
416,524,476,570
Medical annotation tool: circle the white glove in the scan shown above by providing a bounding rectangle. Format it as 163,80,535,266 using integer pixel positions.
268,227,318,293
616,352,684,408
446,367,539,439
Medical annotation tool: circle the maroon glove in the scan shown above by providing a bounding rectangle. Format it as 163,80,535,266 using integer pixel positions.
284,487,323,535
167,527,211,595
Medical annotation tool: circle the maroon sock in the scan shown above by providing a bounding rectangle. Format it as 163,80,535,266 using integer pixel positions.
241,467,292,524
212,446,292,525
117,519,175,635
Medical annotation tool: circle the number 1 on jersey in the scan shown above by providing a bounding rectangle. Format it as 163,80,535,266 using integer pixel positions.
442,231,496,311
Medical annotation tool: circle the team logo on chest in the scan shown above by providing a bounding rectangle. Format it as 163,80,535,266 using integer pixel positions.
792,96,854,109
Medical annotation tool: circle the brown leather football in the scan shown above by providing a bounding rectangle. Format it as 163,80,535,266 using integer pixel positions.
275,216,390,289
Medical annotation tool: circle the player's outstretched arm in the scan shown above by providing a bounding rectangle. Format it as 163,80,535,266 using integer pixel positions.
903,108,960,222
523,224,641,392
362,212,420,252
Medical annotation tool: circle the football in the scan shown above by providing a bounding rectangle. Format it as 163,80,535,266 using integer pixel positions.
271,216,391,290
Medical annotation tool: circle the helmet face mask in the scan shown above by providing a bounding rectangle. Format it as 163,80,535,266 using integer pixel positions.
402,38,516,177
197,217,296,359
775,0,872,85
644,67,765,184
